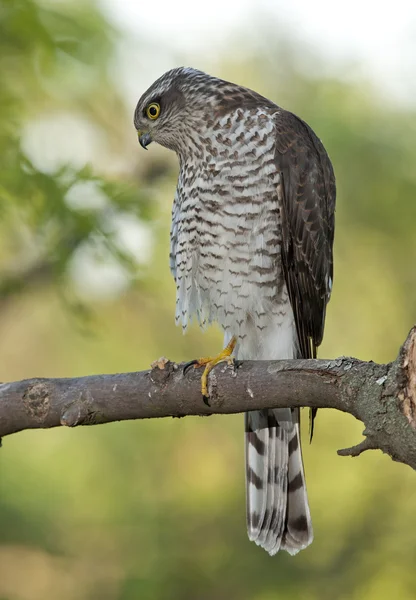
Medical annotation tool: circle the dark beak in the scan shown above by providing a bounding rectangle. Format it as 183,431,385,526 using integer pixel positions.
138,131,152,150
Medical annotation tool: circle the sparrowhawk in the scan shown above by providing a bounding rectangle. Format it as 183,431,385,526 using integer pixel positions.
134,67,336,555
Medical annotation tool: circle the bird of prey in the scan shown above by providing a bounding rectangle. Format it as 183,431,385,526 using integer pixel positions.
134,68,335,555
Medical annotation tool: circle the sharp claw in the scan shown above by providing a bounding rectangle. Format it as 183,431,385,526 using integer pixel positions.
202,395,210,406
183,359,198,375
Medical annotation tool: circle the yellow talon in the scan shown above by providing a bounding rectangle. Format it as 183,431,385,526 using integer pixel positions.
184,336,236,401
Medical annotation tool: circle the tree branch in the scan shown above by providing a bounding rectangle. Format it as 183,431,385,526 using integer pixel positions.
1,327,416,470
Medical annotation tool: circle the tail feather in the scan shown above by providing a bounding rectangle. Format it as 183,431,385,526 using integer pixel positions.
265,424,288,553
245,407,313,556
256,418,276,548
281,413,313,553
245,409,269,541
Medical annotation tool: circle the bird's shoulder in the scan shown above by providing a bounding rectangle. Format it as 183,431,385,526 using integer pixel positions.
273,109,329,160
272,109,336,220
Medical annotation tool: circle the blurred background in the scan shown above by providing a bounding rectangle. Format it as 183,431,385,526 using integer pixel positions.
1,0,416,598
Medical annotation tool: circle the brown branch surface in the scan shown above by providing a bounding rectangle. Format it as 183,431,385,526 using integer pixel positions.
1,328,416,469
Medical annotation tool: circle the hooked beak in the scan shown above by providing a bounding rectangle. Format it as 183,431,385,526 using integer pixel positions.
138,131,152,150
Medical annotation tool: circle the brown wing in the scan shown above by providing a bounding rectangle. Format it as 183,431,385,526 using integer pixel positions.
275,110,335,428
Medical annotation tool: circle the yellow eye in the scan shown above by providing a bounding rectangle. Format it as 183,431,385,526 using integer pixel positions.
146,102,161,120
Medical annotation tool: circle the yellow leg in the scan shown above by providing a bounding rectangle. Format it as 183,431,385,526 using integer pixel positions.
184,336,237,402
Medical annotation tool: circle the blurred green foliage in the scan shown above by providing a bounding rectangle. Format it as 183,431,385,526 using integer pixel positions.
0,0,150,310
1,2,416,600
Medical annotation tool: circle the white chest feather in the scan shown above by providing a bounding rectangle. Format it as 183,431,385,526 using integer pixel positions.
170,107,297,360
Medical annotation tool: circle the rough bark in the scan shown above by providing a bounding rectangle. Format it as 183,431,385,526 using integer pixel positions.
1,327,416,469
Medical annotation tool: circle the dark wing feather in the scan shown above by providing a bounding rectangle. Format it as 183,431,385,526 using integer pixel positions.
274,110,336,434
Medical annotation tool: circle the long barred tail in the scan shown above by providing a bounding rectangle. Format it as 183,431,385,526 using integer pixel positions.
245,407,313,555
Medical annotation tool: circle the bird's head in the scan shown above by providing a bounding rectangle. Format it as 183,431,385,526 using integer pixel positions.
134,67,213,154
134,67,270,156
